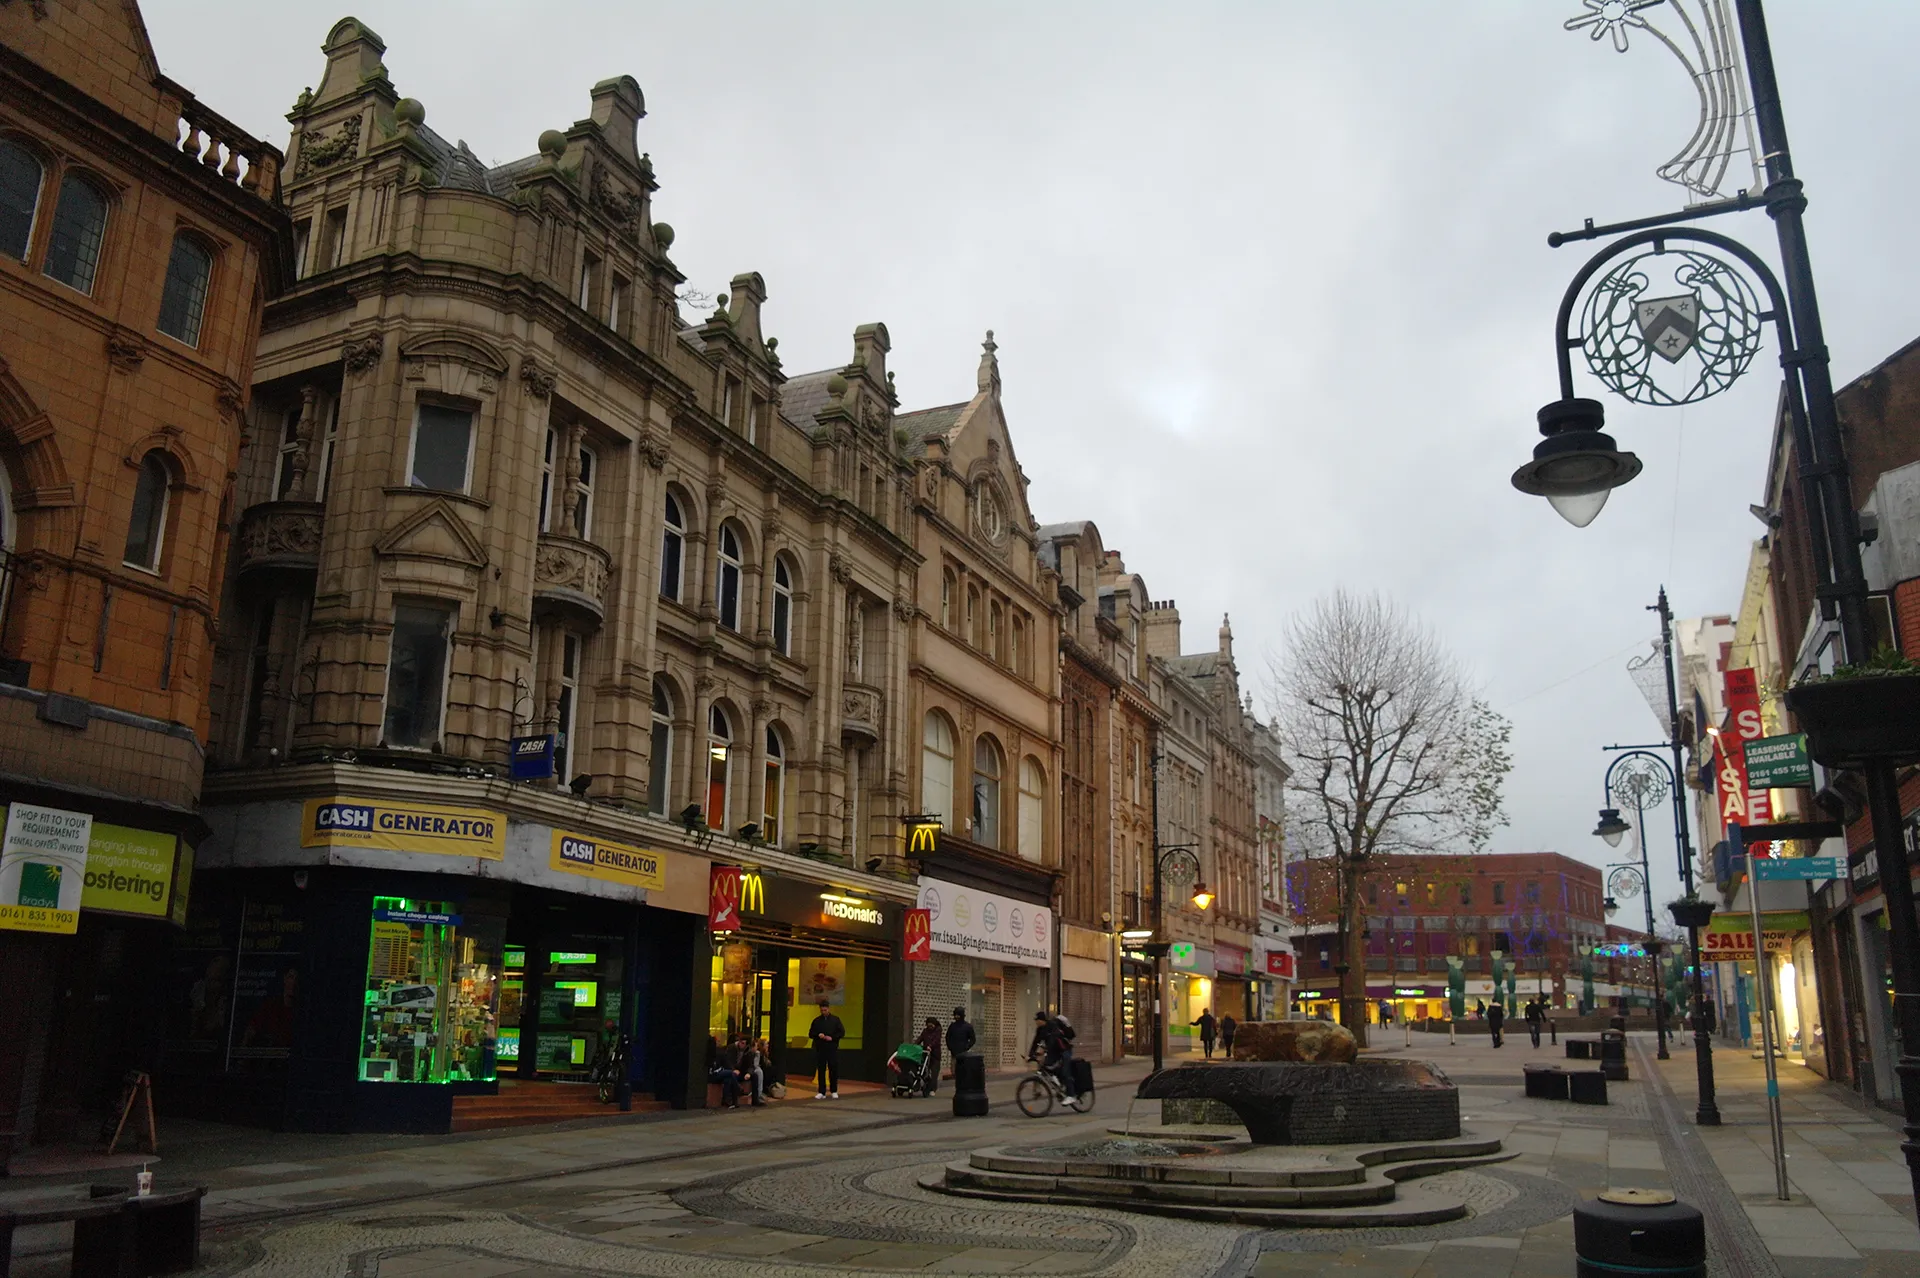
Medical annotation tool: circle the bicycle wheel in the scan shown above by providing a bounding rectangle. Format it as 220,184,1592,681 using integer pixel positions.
1014,1075,1053,1118
597,1078,615,1104
1071,1085,1096,1113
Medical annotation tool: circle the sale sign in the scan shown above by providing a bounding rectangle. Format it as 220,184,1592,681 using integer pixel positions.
1718,669,1772,856
707,865,742,932
903,908,932,961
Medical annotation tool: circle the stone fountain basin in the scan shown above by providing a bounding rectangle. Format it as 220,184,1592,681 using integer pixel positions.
1136,1059,1459,1145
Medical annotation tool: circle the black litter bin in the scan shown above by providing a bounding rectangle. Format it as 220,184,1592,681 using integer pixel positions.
1575,1188,1705,1278
952,1052,989,1117
1600,1029,1630,1082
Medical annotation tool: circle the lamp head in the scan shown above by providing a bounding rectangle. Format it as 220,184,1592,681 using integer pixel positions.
1593,807,1630,847
1512,398,1642,527
1191,882,1214,911
568,773,593,797
679,804,704,832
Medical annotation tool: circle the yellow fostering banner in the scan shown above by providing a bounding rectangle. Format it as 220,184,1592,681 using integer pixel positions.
551,830,665,890
80,820,179,917
302,797,506,860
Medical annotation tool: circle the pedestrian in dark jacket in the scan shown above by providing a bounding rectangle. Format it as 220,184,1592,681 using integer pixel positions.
1487,1000,1506,1048
1524,998,1544,1048
1193,1009,1218,1059
808,999,845,1098
916,1017,942,1096
946,1006,977,1059
1220,1015,1238,1057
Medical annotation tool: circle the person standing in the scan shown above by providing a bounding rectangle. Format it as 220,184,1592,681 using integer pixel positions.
1192,1008,1218,1059
916,1016,943,1097
1487,999,1506,1048
1525,998,1544,1049
1220,1014,1238,1058
808,999,845,1099
946,1006,976,1063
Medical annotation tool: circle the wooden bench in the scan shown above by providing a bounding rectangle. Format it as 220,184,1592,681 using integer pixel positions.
0,1185,204,1277
1523,1065,1570,1101
1568,1070,1609,1105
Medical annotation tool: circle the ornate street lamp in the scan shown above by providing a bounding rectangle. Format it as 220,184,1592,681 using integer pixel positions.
1142,843,1210,1078
1593,809,1631,847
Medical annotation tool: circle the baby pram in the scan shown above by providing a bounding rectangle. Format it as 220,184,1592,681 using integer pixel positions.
886,1042,932,1097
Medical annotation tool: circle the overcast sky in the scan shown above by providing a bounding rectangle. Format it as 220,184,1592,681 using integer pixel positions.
146,1,1920,911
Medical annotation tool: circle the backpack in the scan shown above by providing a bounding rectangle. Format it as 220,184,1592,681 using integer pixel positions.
1053,1015,1076,1042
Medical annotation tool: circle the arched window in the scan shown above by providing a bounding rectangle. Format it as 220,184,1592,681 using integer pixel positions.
706,704,732,830
716,524,742,630
0,139,44,262
988,602,1003,664
771,557,793,657
659,493,684,601
966,586,980,648
1018,757,1046,864
921,711,955,830
122,451,170,571
940,570,955,630
648,678,673,816
1012,614,1028,679
972,736,1003,848
42,172,107,294
156,233,212,346
762,726,785,845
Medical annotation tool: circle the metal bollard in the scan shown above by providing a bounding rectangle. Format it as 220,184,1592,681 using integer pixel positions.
1574,1188,1705,1278
1550,1018,1558,1045
951,1052,989,1117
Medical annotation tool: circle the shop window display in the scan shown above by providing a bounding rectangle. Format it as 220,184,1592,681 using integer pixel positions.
786,956,863,1052
359,897,501,1083
535,942,623,1076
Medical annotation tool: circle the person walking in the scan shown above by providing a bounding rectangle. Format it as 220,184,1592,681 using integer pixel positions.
946,1006,976,1067
1525,997,1544,1049
808,999,845,1098
1192,1008,1218,1059
1474,999,1487,1020
1487,999,1506,1048
1220,1014,1238,1058
915,1016,943,1097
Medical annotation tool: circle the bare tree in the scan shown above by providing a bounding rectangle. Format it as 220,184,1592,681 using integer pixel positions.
1271,591,1512,1042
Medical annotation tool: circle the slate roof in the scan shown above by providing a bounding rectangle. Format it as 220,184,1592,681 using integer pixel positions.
1164,653,1219,681
894,402,967,442
778,370,837,432
1034,521,1092,543
414,124,532,197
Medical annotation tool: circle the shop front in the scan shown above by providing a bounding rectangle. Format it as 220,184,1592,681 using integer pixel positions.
1119,953,1156,1055
1369,983,1446,1024
708,867,900,1086
1259,946,1296,1021
172,789,712,1132
1167,941,1214,1051
1213,942,1250,1023
1291,986,1338,1020
910,874,1054,1068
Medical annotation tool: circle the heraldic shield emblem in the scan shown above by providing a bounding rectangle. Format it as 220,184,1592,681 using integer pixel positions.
1634,293,1700,364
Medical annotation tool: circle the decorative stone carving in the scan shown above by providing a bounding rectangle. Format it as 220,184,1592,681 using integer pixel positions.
828,552,852,585
859,396,888,435
750,697,773,721
589,164,646,238
105,330,146,371
636,431,670,469
531,533,611,624
921,463,940,501
217,383,246,423
341,332,383,374
841,683,881,743
1229,1020,1359,1064
295,116,362,178
519,358,556,399
235,502,325,572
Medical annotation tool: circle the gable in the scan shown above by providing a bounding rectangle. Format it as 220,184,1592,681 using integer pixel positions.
2,0,169,137
374,498,489,588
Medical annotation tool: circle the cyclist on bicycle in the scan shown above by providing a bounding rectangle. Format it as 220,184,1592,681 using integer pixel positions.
1027,1010,1075,1100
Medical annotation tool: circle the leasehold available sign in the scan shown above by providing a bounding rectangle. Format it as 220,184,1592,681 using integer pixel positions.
1,802,92,933
1744,734,1812,790
302,797,506,859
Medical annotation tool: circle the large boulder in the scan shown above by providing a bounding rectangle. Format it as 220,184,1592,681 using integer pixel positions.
1229,1019,1358,1063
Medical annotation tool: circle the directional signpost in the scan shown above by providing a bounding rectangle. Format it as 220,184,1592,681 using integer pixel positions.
1752,856,1841,881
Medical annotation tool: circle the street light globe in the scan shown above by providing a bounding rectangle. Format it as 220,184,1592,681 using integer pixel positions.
1191,883,1215,911
1548,489,1612,529
1593,807,1630,847
1511,398,1642,527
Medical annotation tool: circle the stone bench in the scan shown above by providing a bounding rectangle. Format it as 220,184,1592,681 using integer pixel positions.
1568,1070,1609,1105
1523,1064,1570,1101
0,1184,204,1277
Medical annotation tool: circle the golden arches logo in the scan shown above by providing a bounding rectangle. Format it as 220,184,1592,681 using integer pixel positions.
740,872,766,914
906,822,941,854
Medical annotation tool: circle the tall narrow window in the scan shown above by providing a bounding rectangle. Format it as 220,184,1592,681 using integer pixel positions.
771,557,793,656
290,217,311,277
321,205,348,270
660,493,684,600
538,428,556,531
608,274,628,333
1012,615,1028,678
716,525,742,630
763,726,784,845
122,451,170,571
156,233,212,346
0,139,44,262
940,570,954,630
706,705,732,830
988,602,1003,665
42,173,107,294
745,396,761,446
722,376,738,430
966,586,980,648
972,736,1003,848
314,397,340,502
241,599,276,750
921,712,955,830
409,403,473,491
648,679,673,816
1018,757,1045,864
383,602,453,749
274,406,304,500
572,445,595,539
577,250,599,310
554,632,581,781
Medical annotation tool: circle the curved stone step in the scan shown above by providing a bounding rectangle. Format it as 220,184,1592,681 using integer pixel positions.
921,1168,1472,1228
942,1160,1398,1207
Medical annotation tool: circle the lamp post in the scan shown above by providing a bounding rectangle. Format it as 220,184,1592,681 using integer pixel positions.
1597,754,1670,1059
1516,0,1866,1151
1138,843,1211,1078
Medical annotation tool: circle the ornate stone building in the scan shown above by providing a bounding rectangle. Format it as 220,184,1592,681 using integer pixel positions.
191,20,929,1130
0,0,289,1159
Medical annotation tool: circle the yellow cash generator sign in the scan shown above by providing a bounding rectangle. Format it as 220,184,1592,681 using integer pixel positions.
302,797,505,859
550,830,665,890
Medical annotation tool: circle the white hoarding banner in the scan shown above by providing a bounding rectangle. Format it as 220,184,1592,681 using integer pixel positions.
915,875,1053,968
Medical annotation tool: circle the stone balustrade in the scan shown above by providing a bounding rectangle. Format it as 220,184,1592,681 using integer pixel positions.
841,681,881,742
235,501,324,576
532,533,612,625
174,95,282,200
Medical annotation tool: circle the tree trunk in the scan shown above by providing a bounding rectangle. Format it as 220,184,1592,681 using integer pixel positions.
1338,857,1368,1047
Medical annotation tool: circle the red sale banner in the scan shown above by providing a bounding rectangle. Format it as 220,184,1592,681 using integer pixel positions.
903,908,931,962
1720,669,1772,856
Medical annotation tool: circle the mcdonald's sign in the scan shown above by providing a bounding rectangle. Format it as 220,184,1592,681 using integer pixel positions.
903,908,932,962
740,871,766,915
905,820,942,855
708,865,742,932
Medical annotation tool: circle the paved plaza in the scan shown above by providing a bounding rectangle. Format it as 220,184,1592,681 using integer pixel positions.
3,1035,1915,1277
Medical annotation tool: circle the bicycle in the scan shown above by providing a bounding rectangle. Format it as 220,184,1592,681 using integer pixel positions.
590,1031,630,1104
1014,1058,1095,1117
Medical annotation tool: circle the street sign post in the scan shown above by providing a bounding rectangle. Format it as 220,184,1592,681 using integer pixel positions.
1752,856,1840,881
1743,734,1812,789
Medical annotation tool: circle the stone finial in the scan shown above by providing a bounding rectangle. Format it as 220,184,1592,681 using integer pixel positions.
826,373,849,401
394,98,425,129
652,222,675,251
728,272,767,345
314,18,389,108
1220,613,1234,656
589,75,647,165
537,129,567,160
852,323,890,385
977,329,1000,395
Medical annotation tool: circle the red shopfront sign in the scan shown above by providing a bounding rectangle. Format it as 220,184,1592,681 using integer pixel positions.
1718,669,1773,857
1265,951,1296,979
903,908,932,961
708,865,742,932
